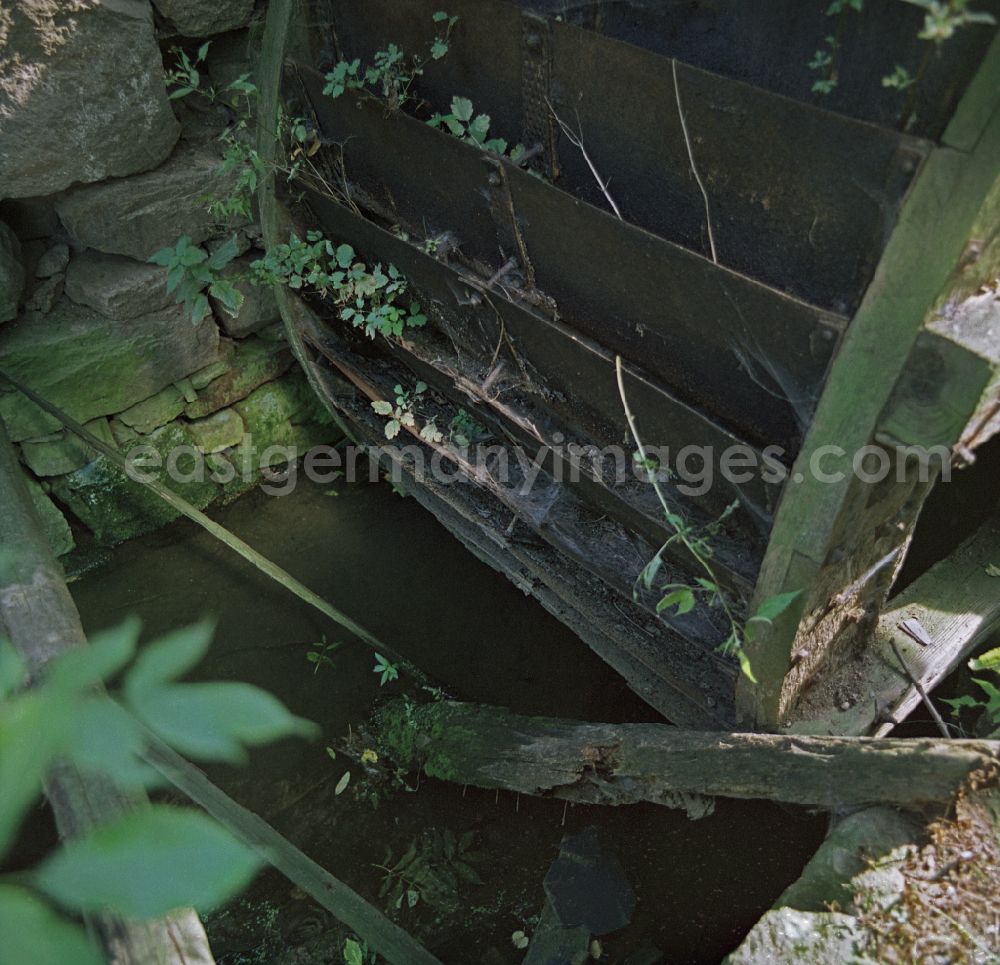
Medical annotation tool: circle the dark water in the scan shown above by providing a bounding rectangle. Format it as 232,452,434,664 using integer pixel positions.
68,475,826,964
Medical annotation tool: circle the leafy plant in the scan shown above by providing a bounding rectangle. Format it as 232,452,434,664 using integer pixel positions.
943,647,1000,730
0,619,317,960
882,64,916,89
251,232,427,340
374,828,482,915
906,0,995,41
149,234,244,324
306,634,341,674
807,0,995,105
343,937,377,965
163,41,214,100
809,34,842,94
616,357,799,682
427,95,538,168
373,653,400,687
323,11,458,110
448,408,489,447
371,382,430,440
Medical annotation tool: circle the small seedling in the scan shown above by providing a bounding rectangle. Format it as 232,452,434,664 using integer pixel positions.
323,12,458,110
371,382,428,440
373,653,400,686
306,634,341,674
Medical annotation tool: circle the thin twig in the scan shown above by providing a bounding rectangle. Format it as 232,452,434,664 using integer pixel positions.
672,59,717,264
544,97,622,220
889,639,950,738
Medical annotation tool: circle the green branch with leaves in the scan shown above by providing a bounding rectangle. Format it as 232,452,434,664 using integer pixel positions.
615,356,799,682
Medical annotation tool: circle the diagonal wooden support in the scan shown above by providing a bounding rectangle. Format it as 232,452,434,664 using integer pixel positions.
737,32,1000,730
790,508,1000,737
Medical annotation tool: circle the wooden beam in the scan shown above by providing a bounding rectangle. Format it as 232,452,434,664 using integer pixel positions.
376,700,1000,813
878,294,1000,457
790,509,1000,737
737,47,1000,729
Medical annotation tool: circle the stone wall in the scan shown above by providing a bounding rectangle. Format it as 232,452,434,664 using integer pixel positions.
0,1,341,559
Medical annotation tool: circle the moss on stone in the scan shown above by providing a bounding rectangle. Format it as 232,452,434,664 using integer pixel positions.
50,419,220,545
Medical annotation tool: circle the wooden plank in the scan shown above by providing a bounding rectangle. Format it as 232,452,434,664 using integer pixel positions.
304,186,782,527
514,0,999,141
319,0,931,311
736,50,1000,730
305,355,737,728
790,509,1000,737
295,63,843,453
878,294,1000,456
376,699,1000,811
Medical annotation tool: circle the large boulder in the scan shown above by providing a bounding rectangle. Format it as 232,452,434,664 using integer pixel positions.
55,140,244,260
0,298,219,441
152,0,254,37
64,250,174,320
0,0,180,199
0,221,24,322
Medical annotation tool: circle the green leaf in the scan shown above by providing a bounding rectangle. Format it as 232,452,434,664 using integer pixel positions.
124,621,215,704
385,419,401,439
986,563,1000,577
657,589,695,615
641,555,662,591
190,292,211,323
0,885,102,965
451,96,474,122
64,696,157,790
468,114,491,142
148,245,178,267
969,647,1000,673
432,10,450,21
445,117,466,137
34,806,262,919
0,641,24,700
372,400,394,416
344,938,364,965
48,618,141,693
941,694,982,715
750,589,801,625
430,40,449,59
737,649,757,684
130,681,318,764
197,41,211,62
0,690,74,854
335,243,355,269
206,234,240,271
208,279,245,317
335,771,351,795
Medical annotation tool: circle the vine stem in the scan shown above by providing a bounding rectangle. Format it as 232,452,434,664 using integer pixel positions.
672,58,717,264
614,356,740,643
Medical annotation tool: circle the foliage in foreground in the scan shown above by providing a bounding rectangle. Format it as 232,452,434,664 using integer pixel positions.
0,619,317,963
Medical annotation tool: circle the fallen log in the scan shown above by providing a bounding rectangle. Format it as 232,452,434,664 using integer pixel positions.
377,700,1000,817
0,415,215,964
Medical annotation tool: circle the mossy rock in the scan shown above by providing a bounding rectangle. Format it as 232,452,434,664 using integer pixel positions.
50,420,221,545
23,475,74,558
